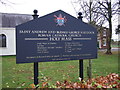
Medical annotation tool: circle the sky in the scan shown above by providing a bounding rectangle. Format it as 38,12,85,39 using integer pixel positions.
0,0,119,41
0,0,76,16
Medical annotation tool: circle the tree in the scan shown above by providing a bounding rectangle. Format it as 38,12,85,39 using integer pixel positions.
0,0,6,4
71,0,107,26
93,0,119,54
72,0,99,79
0,0,15,6
72,0,119,54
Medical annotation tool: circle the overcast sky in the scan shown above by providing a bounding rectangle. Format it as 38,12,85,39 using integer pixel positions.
0,0,119,41
0,0,76,17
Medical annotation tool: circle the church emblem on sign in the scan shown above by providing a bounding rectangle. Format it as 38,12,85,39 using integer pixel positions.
54,14,67,26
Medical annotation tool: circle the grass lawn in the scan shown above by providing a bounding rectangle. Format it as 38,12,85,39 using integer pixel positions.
111,44,120,48
1,51,119,88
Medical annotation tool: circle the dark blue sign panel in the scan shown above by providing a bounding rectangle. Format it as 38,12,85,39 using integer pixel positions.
16,10,97,63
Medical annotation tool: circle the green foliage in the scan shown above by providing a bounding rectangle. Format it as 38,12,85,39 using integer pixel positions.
97,85,102,88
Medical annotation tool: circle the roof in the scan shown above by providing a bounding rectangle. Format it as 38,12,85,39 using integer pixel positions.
0,13,33,28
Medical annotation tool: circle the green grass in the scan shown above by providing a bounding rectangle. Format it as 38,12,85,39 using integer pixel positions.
111,44,120,48
1,51,119,88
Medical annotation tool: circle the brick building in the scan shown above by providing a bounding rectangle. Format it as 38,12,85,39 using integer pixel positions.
97,27,108,49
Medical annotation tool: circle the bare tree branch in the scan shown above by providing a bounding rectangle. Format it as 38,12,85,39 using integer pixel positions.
0,0,15,5
72,0,119,54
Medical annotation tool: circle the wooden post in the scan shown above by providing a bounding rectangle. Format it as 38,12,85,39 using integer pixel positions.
87,59,92,79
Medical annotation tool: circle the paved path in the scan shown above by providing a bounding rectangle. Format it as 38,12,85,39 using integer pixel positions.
111,48,120,51
98,48,120,52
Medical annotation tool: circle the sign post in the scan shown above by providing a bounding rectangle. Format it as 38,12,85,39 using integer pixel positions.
78,12,84,80
79,59,83,80
34,62,38,86
32,10,39,86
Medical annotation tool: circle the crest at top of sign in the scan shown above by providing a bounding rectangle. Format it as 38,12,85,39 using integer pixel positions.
16,10,97,32
54,14,67,26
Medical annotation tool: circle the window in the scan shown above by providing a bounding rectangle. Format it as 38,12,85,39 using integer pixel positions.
0,34,6,47
103,31,106,36
103,38,107,46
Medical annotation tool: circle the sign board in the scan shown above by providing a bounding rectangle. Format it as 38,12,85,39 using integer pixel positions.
16,10,97,64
